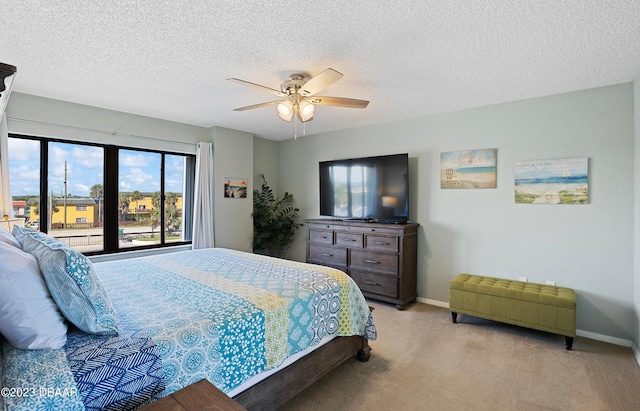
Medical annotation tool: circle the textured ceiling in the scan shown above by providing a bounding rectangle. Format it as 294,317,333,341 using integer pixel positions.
2,0,640,141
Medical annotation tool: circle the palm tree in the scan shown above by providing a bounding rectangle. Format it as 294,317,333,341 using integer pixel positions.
130,190,143,221
150,191,161,237
32,199,40,218
164,192,180,236
90,184,104,225
118,194,130,222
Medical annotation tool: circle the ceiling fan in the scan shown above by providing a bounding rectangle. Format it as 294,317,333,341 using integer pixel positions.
227,68,369,123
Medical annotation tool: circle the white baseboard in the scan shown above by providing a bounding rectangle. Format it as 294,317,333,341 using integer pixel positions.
631,342,640,367
575,329,632,348
420,298,636,350
418,297,449,308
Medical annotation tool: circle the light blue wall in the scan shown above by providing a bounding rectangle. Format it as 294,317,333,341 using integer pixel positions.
7,92,205,153
253,136,279,195
211,127,254,252
271,83,636,342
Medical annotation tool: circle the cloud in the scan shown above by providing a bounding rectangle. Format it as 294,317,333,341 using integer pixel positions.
122,167,153,185
120,152,154,167
7,138,39,161
74,183,89,194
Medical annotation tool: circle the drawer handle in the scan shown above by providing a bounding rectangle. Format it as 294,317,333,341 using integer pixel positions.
322,253,333,257
374,241,391,245
345,239,357,242
365,260,380,264
364,281,380,286
315,235,328,239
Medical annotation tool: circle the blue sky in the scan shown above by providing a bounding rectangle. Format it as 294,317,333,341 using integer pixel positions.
8,138,185,197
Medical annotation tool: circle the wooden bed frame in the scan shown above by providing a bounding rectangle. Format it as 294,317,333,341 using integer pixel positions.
233,335,371,410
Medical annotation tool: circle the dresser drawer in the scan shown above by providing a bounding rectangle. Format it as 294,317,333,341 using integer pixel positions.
350,250,398,275
349,225,401,235
350,270,397,298
307,222,345,231
336,232,363,248
308,230,334,245
365,235,398,252
308,245,347,267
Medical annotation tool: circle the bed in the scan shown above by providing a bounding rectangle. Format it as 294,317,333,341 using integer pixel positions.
0,226,376,410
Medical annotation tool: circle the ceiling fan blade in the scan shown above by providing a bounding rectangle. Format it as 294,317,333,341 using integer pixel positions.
299,68,343,96
227,78,284,96
309,96,369,108
233,101,281,111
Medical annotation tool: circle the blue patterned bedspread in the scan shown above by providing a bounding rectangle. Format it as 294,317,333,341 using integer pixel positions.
1,248,376,410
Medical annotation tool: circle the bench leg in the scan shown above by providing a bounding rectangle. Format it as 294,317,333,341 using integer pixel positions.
565,336,574,350
451,312,457,323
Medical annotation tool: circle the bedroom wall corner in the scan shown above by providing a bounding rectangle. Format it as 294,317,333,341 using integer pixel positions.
211,126,254,252
633,74,640,354
253,136,279,193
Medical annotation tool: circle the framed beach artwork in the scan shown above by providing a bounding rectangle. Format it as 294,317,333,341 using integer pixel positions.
514,157,588,204
224,177,248,198
440,149,497,189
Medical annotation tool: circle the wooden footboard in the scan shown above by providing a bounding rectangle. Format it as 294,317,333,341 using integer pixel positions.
233,335,370,410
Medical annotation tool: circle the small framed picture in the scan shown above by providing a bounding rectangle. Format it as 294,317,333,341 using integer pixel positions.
224,177,247,198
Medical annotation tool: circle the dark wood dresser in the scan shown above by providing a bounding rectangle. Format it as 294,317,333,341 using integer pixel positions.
305,219,419,309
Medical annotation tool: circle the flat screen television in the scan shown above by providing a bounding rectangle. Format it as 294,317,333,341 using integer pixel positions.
319,153,409,223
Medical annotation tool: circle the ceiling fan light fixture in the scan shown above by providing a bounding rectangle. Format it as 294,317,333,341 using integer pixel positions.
277,100,294,121
298,99,315,122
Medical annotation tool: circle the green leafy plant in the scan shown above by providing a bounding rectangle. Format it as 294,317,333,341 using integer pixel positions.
252,175,302,257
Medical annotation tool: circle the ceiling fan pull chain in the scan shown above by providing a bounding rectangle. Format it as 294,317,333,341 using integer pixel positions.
294,115,298,140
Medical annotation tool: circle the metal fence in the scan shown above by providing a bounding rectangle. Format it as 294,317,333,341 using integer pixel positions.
52,230,178,247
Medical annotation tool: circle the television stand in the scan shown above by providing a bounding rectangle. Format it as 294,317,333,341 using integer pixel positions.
305,219,419,309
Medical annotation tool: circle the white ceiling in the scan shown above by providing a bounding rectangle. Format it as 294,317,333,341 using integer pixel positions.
2,1,640,141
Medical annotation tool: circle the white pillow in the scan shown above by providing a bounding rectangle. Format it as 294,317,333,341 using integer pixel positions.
0,225,20,248
0,241,68,349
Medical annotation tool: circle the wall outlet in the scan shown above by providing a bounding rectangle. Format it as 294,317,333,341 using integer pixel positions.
518,276,528,282
546,280,556,286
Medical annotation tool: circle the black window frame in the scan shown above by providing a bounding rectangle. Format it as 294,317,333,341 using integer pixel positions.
9,133,195,255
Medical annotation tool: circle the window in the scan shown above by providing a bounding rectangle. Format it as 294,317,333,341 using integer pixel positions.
7,137,39,223
8,134,195,255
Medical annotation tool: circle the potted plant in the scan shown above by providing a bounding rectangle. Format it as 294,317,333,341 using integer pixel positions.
252,175,302,257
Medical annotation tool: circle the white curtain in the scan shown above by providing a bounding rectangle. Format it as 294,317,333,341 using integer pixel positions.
192,142,214,249
0,116,12,218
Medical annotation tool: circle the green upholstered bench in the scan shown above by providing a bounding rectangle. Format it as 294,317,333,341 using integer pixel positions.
449,274,576,350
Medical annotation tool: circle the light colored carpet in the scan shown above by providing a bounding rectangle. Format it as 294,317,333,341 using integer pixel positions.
280,302,640,411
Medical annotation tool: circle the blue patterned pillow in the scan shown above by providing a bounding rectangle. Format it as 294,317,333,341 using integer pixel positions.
11,224,33,247
21,233,119,335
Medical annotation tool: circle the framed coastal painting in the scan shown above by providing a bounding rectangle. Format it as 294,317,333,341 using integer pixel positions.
224,177,248,198
514,157,588,204
440,148,497,189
